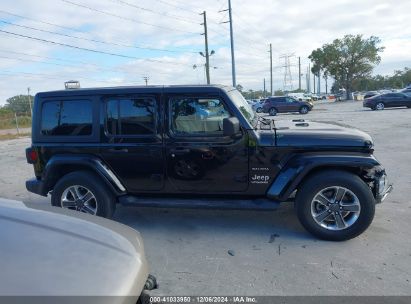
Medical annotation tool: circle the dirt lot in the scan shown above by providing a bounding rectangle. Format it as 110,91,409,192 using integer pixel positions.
0,100,410,296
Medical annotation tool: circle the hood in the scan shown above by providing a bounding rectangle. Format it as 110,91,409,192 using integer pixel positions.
257,120,374,150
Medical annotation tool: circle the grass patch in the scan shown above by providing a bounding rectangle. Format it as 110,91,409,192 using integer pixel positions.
0,115,32,130
0,132,31,141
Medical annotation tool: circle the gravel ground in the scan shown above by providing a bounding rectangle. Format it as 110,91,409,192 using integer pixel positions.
0,100,410,296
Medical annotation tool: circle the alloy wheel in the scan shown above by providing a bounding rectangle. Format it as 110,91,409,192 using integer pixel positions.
310,186,361,231
376,102,385,110
61,185,98,215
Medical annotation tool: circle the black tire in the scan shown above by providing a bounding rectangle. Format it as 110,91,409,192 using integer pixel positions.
375,102,385,110
299,106,309,114
269,107,277,116
256,107,263,113
51,171,116,218
144,274,158,290
295,170,375,241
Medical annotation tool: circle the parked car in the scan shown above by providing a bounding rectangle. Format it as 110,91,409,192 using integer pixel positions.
252,99,265,113
363,92,411,110
287,93,311,102
262,96,313,116
400,88,411,97
0,198,151,300
26,84,392,241
363,91,379,99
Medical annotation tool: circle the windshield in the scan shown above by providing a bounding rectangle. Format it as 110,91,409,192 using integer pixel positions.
227,89,255,127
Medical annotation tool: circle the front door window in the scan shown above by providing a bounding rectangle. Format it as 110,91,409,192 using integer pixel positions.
170,97,230,135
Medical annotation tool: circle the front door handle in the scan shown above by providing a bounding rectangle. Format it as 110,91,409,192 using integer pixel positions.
170,148,190,155
107,148,128,153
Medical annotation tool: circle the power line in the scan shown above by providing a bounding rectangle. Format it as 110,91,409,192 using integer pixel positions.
0,9,83,33
152,0,201,14
0,69,121,84
0,29,187,66
109,0,200,24
0,20,197,54
0,50,186,78
61,0,199,35
0,10,198,53
0,49,126,73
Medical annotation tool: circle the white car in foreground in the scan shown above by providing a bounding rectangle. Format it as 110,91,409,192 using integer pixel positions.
0,198,153,304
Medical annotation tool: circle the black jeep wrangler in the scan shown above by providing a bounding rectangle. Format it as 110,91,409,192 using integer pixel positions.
26,85,392,241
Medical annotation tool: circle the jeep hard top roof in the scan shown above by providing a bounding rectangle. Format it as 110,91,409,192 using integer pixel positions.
36,84,234,98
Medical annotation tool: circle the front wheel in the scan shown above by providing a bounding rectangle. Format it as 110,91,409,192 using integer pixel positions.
256,107,263,113
299,106,309,114
51,171,116,218
269,107,277,116
295,170,375,241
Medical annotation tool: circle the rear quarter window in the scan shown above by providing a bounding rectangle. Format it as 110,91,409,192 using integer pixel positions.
41,100,92,136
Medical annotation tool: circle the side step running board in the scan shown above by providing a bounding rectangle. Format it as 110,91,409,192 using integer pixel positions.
118,196,282,211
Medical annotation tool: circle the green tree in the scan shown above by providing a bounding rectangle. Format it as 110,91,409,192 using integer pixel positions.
5,95,33,114
309,35,384,99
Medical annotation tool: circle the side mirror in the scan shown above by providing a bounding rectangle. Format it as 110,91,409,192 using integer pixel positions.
223,117,240,137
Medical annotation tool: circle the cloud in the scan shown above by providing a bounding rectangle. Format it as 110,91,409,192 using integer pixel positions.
0,0,410,104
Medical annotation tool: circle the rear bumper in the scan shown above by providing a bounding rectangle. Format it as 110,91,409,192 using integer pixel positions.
26,178,48,196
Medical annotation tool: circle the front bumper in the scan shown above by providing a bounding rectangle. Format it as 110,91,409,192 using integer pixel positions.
363,101,373,108
375,172,393,203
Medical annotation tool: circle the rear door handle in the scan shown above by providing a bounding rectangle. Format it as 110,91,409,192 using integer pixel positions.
107,148,128,153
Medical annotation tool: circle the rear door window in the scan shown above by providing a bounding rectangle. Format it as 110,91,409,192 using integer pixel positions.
106,97,156,136
41,100,92,136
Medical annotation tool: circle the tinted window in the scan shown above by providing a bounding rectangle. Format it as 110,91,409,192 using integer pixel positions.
41,100,92,136
272,98,285,102
170,97,230,135
106,98,156,136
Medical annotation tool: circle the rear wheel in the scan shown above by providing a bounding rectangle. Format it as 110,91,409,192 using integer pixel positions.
295,170,375,241
375,102,385,110
256,107,263,113
299,106,309,114
51,171,115,218
269,107,277,116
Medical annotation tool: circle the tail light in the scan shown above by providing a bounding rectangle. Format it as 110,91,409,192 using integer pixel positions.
26,147,38,164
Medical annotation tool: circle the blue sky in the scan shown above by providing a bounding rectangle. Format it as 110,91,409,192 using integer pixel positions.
0,0,410,104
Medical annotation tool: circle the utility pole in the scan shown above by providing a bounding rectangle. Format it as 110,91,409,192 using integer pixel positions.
228,0,236,87
220,0,236,87
313,71,316,94
325,74,328,94
317,71,321,95
269,43,273,95
298,57,301,91
307,64,311,93
27,87,32,116
200,11,211,84
143,76,149,86
263,78,266,97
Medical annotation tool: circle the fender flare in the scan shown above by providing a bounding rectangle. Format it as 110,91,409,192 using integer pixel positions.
266,154,382,201
41,154,126,195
